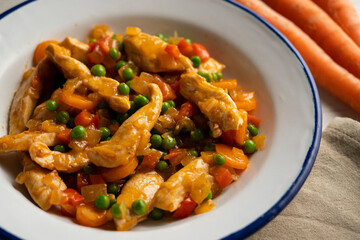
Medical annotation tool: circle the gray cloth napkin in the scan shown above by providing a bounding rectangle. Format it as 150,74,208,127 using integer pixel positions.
248,117,360,240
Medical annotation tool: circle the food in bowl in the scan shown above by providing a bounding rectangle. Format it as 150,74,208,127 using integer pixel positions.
0,25,265,230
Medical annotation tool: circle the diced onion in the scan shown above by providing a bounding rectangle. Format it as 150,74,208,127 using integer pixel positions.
81,184,107,203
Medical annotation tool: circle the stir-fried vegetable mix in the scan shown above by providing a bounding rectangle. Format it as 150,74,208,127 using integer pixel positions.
4,25,265,230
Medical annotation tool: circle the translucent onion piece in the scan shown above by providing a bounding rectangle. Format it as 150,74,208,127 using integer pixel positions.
190,173,211,204
81,184,107,203
194,199,215,215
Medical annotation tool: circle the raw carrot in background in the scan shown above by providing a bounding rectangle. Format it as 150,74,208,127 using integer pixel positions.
262,0,360,79
313,0,360,47
235,0,360,112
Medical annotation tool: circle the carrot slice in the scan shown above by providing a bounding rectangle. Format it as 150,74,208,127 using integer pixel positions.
76,204,112,227
98,157,138,182
211,79,238,90
33,40,59,65
60,91,97,111
215,144,248,170
212,166,234,189
247,114,262,127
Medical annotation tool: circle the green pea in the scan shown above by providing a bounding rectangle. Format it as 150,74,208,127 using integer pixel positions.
89,38,96,43
216,72,223,80
162,136,176,150
110,119,119,125
150,134,162,148
66,117,76,129
111,34,117,39
167,100,175,108
46,100,58,111
161,102,170,113
213,153,226,165
128,100,136,114
94,194,110,210
111,203,122,218
211,73,218,81
134,95,149,108
191,128,204,141
105,136,112,141
122,67,134,81
189,149,199,157
117,83,130,95
97,102,109,109
132,199,147,215
70,125,86,140
83,165,94,174
99,127,111,141
243,139,256,154
115,60,126,71
117,112,129,124
203,143,215,151
155,33,164,40
107,183,119,194
185,38,192,44
91,64,106,76
150,208,163,220
56,110,70,124
109,198,117,207
54,145,67,153
109,47,120,59
247,124,259,136
198,71,211,82
118,41,124,51
191,56,201,67
156,160,168,171
204,190,212,201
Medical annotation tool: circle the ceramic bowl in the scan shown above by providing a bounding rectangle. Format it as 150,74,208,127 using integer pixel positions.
0,0,321,239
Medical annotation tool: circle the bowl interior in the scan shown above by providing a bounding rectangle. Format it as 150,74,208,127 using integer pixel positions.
0,0,319,239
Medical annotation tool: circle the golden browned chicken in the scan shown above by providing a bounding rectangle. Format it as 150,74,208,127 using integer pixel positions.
9,58,57,135
114,171,164,231
59,36,90,64
87,83,162,168
45,43,91,79
179,72,243,132
124,31,193,73
198,57,225,73
0,131,58,153
15,153,67,211
29,142,90,173
153,158,210,212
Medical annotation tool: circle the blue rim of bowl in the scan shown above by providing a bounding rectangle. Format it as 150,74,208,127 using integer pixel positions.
0,0,322,239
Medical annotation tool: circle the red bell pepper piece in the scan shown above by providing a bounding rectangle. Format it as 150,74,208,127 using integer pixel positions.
173,197,197,219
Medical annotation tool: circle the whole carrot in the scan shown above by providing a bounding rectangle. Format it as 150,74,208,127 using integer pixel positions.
262,0,360,79
235,0,360,112
313,0,360,48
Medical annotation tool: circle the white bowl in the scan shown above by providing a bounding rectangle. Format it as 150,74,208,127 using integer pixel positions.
0,0,322,239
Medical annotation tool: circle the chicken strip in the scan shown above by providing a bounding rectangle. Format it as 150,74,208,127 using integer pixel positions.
87,83,162,168
114,171,163,231
153,158,209,212
124,31,193,72
0,131,58,153
198,57,225,73
9,58,57,135
15,153,67,211
179,72,243,131
59,36,89,64
29,142,89,173
45,43,91,79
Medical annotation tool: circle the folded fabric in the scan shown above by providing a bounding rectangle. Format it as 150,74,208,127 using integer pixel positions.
248,117,360,240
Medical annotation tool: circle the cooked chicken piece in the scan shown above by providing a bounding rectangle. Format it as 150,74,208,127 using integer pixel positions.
9,58,57,135
83,76,130,113
0,131,58,153
87,83,162,168
179,72,243,131
29,142,90,173
89,25,113,40
153,158,209,212
15,153,67,211
45,43,91,79
198,57,225,73
114,171,163,231
124,31,194,72
59,36,89,64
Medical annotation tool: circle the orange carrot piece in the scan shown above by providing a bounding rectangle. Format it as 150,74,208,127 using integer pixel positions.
234,91,256,112
215,144,248,170
164,148,189,166
235,0,360,112
139,152,162,169
234,109,248,146
98,157,138,182
247,114,262,128
33,40,59,65
60,91,97,111
212,166,234,189
211,79,238,90
57,129,72,145
313,0,360,47
262,0,360,79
